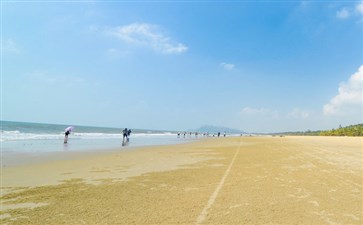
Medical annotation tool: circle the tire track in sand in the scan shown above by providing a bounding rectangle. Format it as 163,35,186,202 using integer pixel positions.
196,141,241,224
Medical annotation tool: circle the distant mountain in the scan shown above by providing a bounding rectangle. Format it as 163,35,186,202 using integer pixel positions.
194,125,244,134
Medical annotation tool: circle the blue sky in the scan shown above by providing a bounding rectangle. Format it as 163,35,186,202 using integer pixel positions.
2,1,363,132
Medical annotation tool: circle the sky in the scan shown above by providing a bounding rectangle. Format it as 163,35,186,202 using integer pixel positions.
1,1,363,133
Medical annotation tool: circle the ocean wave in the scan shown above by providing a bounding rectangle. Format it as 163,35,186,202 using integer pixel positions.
0,131,176,142
132,132,175,137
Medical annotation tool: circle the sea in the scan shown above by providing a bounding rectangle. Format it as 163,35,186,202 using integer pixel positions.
1,121,193,153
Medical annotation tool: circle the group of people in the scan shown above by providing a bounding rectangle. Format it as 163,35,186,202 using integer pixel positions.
177,131,227,138
63,127,132,145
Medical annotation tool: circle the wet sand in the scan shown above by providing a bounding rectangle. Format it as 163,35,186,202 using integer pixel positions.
1,136,362,224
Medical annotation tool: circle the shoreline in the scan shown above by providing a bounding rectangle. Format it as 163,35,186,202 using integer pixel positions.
1,141,189,168
1,135,195,152
1,139,213,192
1,136,362,224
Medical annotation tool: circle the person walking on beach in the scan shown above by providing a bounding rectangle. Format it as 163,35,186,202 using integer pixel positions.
122,128,128,143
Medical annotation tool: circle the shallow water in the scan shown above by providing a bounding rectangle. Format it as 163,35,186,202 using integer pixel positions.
1,120,196,152
1,135,197,153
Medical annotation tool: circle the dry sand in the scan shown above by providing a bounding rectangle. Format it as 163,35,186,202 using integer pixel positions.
1,136,362,224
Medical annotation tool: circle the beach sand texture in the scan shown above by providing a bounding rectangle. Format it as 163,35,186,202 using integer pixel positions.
1,136,362,224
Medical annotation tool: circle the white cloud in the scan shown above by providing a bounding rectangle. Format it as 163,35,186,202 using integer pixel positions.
106,23,188,54
323,65,363,116
336,8,350,19
87,25,100,32
107,48,118,54
336,2,363,20
2,38,20,54
288,108,311,119
220,62,235,71
241,107,279,119
105,48,130,59
28,71,86,88
356,1,363,14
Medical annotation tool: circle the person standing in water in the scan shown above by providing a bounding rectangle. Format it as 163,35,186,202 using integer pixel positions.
64,126,74,144
64,130,70,143
122,128,128,143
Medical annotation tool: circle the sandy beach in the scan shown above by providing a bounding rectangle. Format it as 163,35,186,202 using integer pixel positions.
1,136,362,224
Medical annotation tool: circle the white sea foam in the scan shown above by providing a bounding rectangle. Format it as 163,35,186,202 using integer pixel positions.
1,121,188,152
1,131,63,142
132,132,175,137
0,131,176,142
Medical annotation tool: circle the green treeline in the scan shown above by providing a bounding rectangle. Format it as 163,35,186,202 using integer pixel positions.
319,124,363,136
274,124,363,137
